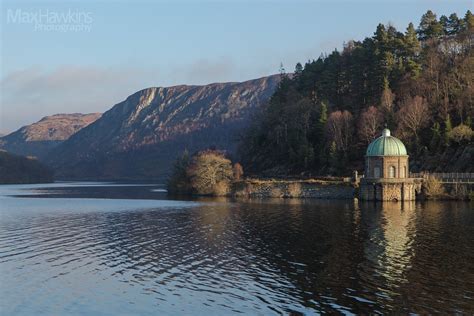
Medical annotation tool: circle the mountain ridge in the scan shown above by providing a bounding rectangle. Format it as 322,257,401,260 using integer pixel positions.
47,75,280,179
0,113,101,159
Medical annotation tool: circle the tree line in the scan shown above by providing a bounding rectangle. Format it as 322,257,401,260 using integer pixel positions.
239,10,474,176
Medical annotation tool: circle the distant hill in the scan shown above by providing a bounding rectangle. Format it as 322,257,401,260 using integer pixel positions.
0,113,101,160
47,75,280,180
0,150,53,184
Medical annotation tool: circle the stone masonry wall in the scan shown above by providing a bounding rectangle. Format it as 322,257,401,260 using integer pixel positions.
359,181,417,201
233,180,354,199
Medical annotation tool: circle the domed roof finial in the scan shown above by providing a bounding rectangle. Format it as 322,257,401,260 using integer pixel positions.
366,126,407,156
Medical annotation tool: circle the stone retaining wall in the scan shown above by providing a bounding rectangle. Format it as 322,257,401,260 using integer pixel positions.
232,180,354,199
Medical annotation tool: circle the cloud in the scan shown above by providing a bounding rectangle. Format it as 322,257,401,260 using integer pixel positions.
0,65,162,133
0,59,247,134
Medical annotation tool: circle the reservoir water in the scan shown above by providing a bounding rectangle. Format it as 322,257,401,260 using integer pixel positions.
0,182,473,314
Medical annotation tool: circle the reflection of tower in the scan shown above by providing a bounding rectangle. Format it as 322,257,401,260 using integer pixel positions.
361,201,416,288
380,202,416,284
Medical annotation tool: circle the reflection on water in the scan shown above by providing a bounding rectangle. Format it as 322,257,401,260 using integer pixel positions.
362,202,416,290
0,183,473,314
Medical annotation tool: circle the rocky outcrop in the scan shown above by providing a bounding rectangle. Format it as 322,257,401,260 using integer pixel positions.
0,113,101,160
47,75,280,180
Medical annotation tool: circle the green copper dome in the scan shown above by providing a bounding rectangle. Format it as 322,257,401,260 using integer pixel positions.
366,129,407,156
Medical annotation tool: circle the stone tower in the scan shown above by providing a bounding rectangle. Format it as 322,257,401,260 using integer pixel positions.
359,129,417,201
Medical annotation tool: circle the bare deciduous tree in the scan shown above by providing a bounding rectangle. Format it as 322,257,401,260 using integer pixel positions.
358,106,384,143
381,87,395,114
326,110,353,153
397,96,429,142
187,150,234,196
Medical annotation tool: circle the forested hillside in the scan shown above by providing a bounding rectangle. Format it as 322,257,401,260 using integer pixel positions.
239,10,473,176
0,151,53,184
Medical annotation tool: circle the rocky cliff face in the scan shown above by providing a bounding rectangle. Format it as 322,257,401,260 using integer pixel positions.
0,113,101,159
48,75,280,180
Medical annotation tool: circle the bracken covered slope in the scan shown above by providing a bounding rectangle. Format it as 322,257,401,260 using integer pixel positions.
0,113,101,159
48,75,280,180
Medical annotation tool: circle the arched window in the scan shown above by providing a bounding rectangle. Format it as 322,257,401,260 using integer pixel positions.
374,167,380,178
389,166,396,178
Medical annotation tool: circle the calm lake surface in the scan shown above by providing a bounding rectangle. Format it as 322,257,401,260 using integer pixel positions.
0,182,473,315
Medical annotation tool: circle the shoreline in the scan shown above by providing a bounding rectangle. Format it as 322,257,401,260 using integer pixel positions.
232,178,354,199
223,178,472,201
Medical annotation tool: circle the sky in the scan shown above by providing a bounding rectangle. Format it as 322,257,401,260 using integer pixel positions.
0,0,471,134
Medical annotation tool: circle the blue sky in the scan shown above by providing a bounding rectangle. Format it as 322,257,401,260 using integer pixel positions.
0,0,471,133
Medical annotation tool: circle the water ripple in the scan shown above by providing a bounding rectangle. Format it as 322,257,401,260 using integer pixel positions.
1,185,474,314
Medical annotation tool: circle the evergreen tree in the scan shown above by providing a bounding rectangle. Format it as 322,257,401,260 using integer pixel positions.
374,24,388,46
446,13,462,35
167,150,191,194
294,62,303,85
373,24,394,96
404,23,421,55
294,62,303,76
279,62,286,76
238,10,474,176
403,23,422,78
439,15,449,34
464,10,474,31
418,10,443,40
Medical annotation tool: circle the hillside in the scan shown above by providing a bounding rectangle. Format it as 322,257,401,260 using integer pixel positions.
47,75,279,180
0,113,101,160
239,10,474,176
0,150,53,184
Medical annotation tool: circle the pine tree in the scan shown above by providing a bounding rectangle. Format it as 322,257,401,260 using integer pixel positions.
279,62,286,76
294,62,303,86
238,10,474,176
404,23,421,55
294,62,303,76
403,22,422,78
167,150,191,194
464,10,474,31
374,23,388,47
446,13,462,35
440,15,449,34
418,10,443,40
